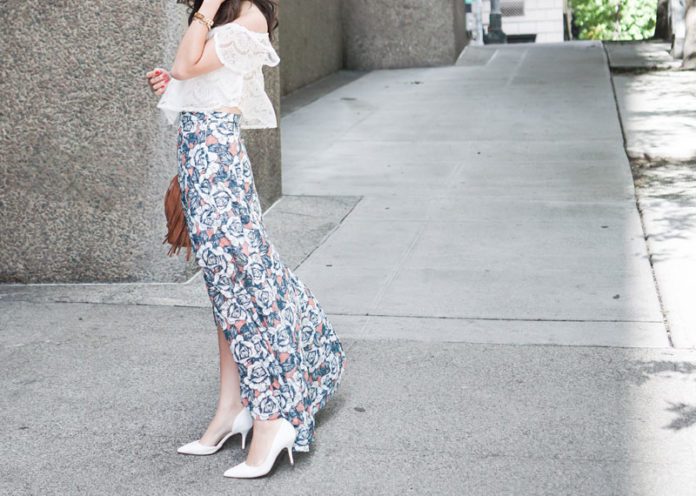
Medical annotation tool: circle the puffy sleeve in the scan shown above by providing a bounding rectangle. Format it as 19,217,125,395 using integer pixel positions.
212,22,280,74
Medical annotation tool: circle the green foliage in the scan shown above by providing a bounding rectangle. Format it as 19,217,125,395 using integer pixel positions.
569,0,657,40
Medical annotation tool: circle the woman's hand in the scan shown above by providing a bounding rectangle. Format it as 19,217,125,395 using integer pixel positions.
146,68,171,96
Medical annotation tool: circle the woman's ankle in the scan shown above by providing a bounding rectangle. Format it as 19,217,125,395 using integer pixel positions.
217,401,244,416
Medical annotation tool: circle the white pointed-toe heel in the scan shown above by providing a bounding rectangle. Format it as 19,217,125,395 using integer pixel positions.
223,418,296,478
177,408,253,455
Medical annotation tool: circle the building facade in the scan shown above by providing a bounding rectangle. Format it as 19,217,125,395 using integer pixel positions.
482,0,565,43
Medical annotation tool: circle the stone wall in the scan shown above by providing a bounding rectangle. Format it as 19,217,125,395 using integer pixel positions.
0,1,281,283
278,0,343,96
342,0,468,70
278,0,467,93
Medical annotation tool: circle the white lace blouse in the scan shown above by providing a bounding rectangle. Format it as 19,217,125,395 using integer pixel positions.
157,22,280,129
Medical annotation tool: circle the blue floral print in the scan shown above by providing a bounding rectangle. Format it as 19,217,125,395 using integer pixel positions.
177,111,346,452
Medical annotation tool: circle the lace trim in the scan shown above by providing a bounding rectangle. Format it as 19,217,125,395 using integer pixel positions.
238,68,277,128
212,22,280,74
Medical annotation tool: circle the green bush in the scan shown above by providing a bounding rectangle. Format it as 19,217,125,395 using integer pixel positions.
570,0,657,40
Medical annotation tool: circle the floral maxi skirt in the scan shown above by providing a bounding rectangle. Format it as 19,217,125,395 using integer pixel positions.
176,111,346,452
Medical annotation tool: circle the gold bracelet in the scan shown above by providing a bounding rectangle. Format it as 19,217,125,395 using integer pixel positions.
193,12,214,30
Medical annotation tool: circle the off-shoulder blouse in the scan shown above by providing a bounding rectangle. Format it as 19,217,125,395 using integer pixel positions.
157,22,280,129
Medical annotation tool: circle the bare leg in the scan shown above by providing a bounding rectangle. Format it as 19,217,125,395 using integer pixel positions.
206,324,287,463
245,418,286,466
198,324,245,446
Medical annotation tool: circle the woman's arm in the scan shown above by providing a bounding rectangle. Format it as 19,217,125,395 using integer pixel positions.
169,0,225,80
147,0,268,86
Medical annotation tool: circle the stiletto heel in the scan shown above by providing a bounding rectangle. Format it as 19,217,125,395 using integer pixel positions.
240,429,249,450
177,408,253,455
223,418,297,478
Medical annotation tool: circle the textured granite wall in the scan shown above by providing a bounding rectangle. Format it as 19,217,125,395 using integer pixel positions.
244,33,282,211
453,0,469,56
0,1,281,283
342,0,468,70
278,0,343,96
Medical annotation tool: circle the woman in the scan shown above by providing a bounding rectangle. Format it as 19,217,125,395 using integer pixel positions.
145,0,346,479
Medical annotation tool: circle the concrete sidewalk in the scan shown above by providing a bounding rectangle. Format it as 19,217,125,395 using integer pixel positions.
286,41,665,343
605,40,696,349
2,41,696,495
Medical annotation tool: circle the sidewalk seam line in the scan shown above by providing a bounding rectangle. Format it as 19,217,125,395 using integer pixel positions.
0,300,665,325
331,312,663,324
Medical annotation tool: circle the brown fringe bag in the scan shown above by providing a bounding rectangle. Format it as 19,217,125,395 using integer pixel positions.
162,175,193,261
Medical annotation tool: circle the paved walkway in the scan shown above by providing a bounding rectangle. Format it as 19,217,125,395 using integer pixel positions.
286,41,666,346
2,41,696,495
605,40,696,349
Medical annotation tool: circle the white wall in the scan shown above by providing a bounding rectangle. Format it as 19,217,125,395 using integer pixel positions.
482,0,564,43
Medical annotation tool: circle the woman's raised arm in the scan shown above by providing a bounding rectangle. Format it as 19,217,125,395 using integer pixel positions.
169,0,225,80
